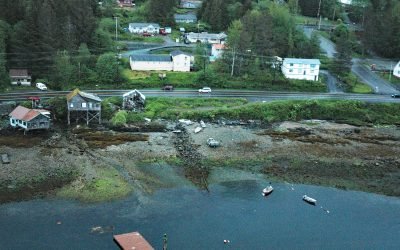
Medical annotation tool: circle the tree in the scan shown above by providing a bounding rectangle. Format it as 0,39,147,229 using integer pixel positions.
0,20,10,89
331,35,352,76
226,20,243,76
95,53,120,85
50,50,76,90
146,0,176,26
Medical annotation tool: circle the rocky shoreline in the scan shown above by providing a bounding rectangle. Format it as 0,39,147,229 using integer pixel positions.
1,119,399,203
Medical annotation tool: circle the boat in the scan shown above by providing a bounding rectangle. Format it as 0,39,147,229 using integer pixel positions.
302,195,317,205
262,186,274,196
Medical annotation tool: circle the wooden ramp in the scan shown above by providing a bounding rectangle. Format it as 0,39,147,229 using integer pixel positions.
113,232,154,250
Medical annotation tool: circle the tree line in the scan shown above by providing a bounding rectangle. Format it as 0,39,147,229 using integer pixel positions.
0,0,120,90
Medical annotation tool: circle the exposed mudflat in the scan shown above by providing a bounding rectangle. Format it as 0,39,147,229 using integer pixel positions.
1,120,399,203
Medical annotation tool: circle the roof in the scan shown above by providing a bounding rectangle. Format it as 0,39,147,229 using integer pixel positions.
283,58,321,65
130,54,172,62
186,32,227,40
212,44,226,50
113,232,154,250
66,88,102,102
123,89,146,101
129,23,160,28
9,69,29,77
174,13,197,21
9,106,49,121
170,50,192,57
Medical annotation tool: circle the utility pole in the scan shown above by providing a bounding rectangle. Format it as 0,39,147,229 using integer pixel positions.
114,16,118,41
389,62,393,82
317,0,322,30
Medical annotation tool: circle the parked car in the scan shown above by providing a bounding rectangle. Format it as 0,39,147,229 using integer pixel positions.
162,85,174,91
35,82,47,91
391,94,400,98
198,87,212,93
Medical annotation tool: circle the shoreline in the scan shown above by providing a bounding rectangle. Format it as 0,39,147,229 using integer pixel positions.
1,120,399,203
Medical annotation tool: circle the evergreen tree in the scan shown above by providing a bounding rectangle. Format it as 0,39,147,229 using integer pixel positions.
146,0,176,26
0,20,10,89
95,53,119,85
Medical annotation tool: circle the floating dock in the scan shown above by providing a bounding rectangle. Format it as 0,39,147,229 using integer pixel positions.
113,232,154,250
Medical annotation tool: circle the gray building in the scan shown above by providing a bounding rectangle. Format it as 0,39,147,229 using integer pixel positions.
174,13,197,23
67,89,102,125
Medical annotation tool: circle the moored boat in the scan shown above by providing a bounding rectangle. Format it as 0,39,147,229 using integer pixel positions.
303,195,317,205
262,186,274,196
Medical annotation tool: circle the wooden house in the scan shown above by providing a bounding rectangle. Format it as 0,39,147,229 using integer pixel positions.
9,105,51,132
9,69,31,86
66,89,102,125
122,89,146,111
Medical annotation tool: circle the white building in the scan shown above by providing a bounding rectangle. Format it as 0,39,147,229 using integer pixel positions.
128,23,160,34
210,44,225,62
394,61,400,78
9,69,31,86
339,0,352,5
185,32,227,44
130,51,193,72
281,58,321,81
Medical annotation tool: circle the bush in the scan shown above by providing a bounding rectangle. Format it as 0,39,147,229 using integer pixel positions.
111,110,127,126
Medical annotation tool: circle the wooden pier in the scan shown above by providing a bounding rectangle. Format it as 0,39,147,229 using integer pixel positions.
113,232,154,250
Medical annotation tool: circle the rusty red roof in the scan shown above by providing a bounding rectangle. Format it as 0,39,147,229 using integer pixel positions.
114,232,154,250
9,106,47,122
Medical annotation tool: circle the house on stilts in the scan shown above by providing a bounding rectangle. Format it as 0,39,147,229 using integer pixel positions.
66,89,102,125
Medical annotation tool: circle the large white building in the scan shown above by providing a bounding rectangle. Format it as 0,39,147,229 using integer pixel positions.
128,23,160,34
281,58,321,81
130,51,192,72
394,61,400,78
185,32,227,44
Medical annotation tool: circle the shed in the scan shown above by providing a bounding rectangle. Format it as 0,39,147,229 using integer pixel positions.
9,69,31,86
122,89,146,111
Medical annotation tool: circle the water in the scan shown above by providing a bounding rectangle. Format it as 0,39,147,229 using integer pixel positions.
0,179,399,249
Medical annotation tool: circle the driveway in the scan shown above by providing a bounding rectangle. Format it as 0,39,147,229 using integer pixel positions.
301,26,336,58
320,70,343,93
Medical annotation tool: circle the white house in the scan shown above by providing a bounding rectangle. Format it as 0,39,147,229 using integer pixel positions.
129,23,160,34
185,32,227,44
9,69,31,86
339,0,352,5
180,0,202,9
281,58,321,81
394,61,400,78
130,51,193,72
174,13,197,23
210,44,225,62
9,105,51,131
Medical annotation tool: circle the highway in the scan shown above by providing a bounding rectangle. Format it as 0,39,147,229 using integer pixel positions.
0,89,399,103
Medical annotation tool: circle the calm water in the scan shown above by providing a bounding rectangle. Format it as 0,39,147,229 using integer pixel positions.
0,179,399,249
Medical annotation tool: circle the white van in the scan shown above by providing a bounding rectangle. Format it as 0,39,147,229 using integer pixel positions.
36,82,48,91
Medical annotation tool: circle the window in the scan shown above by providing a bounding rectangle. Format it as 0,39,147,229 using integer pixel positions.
298,69,302,73
289,69,293,73
70,103,74,108
82,102,87,108
299,64,303,68
311,70,315,73
311,64,316,68
289,63,293,67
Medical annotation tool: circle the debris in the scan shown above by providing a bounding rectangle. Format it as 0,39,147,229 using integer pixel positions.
144,118,151,123
178,119,193,125
194,127,202,133
223,239,230,244
207,138,220,148
200,120,206,128
1,153,10,164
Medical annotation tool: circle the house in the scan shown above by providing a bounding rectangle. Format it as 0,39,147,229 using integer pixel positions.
130,50,193,72
339,0,352,5
9,69,31,86
281,58,321,81
122,89,146,111
174,13,197,23
129,23,160,34
116,0,134,7
9,105,51,132
66,89,102,125
180,0,202,9
210,44,225,61
394,61,400,78
185,32,227,44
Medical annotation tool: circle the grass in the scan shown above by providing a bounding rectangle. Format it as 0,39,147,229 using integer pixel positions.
340,73,373,94
57,166,132,203
377,72,400,86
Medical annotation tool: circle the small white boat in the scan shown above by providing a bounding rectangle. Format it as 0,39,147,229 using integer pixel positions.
303,195,317,205
262,186,274,196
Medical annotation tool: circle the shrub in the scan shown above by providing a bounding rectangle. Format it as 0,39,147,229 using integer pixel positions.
111,110,127,126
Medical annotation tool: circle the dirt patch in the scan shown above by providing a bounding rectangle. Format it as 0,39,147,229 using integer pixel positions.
74,130,149,148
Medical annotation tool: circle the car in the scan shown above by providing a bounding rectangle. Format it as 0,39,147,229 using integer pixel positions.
391,94,400,98
35,82,47,91
162,85,174,91
198,87,212,93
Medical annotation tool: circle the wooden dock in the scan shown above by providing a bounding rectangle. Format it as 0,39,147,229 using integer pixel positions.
113,232,154,250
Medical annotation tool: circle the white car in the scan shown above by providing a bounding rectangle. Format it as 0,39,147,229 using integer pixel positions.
36,82,47,91
198,87,212,93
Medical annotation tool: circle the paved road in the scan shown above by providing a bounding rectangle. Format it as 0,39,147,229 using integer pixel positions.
302,27,336,58
1,89,399,103
352,59,399,94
